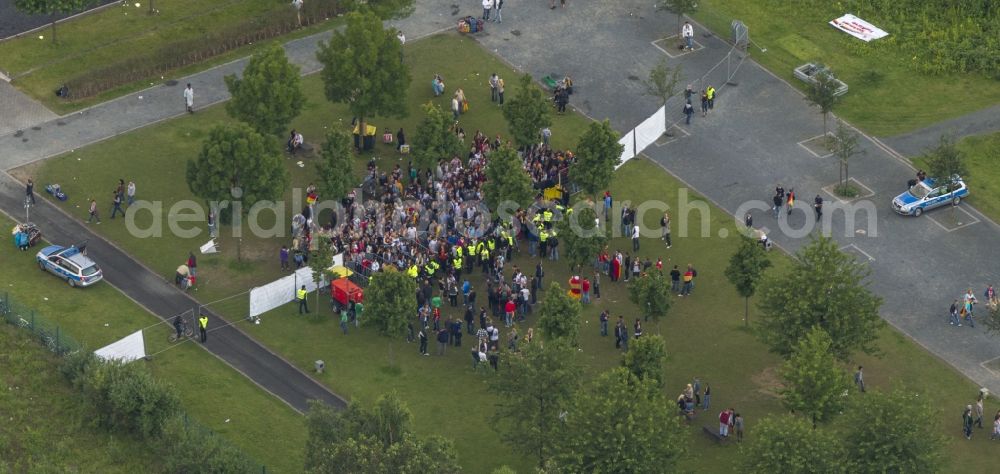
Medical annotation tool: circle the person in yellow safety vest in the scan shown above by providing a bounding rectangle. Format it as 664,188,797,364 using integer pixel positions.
453,256,463,271
506,233,514,247
476,240,486,255
468,241,478,258
455,245,463,258
297,285,309,314
532,213,542,225
480,247,490,269
487,238,495,251
539,229,549,243
424,263,436,276
543,209,553,223
198,314,209,343
407,265,419,278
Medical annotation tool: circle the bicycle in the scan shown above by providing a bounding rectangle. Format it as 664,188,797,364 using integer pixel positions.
168,314,195,343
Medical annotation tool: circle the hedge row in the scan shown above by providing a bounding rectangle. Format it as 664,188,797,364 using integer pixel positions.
63,0,343,100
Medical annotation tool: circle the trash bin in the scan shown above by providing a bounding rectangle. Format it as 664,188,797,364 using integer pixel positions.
315,360,325,374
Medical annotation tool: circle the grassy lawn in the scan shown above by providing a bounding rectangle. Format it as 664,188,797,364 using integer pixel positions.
0,323,158,472
692,0,1000,136
16,33,999,473
913,132,1000,224
0,0,342,114
0,214,306,472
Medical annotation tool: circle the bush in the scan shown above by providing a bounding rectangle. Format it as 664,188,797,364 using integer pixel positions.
66,357,181,439
63,0,344,100
834,184,859,198
161,416,258,473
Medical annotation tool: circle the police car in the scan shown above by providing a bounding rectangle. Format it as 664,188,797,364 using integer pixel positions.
891,176,969,217
36,244,103,287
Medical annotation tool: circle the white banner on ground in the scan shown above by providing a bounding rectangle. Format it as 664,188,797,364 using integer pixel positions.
94,330,146,363
634,105,666,152
829,14,889,42
617,129,636,168
248,254,341,317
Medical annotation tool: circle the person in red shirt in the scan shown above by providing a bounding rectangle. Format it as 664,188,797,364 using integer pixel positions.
504,299,516,327
655,257,663,272
719,409,732,437
581,278,591,304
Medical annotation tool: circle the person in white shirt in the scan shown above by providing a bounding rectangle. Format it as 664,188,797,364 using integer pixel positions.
631,224,640,251
682,21,694,51
183,83,194,113
126,181,136,206
396,31,405,45
482,0,493,21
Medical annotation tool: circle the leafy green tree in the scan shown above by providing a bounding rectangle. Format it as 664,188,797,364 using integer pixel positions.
740,415,844,474
555,205,607,273
556,367,687,473
224,43,305,137
627,270,673,331
571,120,623,202
843,387,944,474
305,394,459,473
779,327,851,427
411,102,464,173
757,235,884,360
725,234,772,326
830,121,865,196
483,144,535,212
363,269,417,338
72,357,181,439
316,9,410,139
656,0,699,40
537,283,582,346
14,0,97,43
186,122,289,226
490,341,580,467
309,237,334,309
923,135,968,193
642,59,682,129
315,129,356,201
502,74,552,150
622,334,668,387
342,0,414,19
162,416,257,473
804,71,842,135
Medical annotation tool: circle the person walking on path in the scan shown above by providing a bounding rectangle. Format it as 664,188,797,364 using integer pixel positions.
950,299,962,326
683,100,694,125
786,188,796,215
661,211,672,248
25,178,35,205
183,83,194,114
706,85,716,111
772,193,782,219
682,21,694,51
87,198,101,224
975,394,985,428
814,194,823,219
963,405,974,439
110,191,124,219
126,181,136,206
854,366,866,393
297,285,309,314
700,90,709,117
198,313,208,343
493,0,503,23
482,0,493,21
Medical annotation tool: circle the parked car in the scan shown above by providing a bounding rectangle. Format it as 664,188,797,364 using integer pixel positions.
892,176,969,217
36,244,103,287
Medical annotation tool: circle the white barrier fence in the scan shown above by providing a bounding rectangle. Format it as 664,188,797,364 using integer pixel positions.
249,253,343,317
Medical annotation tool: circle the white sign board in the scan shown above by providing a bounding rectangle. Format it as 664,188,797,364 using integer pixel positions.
94,330,146,363
830,14,889,42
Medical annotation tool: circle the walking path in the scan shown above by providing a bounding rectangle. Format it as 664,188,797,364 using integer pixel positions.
879,104,1000,158
3,0,1000,405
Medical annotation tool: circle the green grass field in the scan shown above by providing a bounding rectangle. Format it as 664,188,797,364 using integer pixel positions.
0,214,306,472
16,33,1000,473
0,0,341,114
693,0,1000,136
0,323,159,472
912,132,1000,224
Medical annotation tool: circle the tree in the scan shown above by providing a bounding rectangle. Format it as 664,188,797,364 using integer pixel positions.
725,234,772,326
341,0,414,19
363,269,417,338
740,415,844,474
537,283,582,346
627,270,673,332
922,135,968,193
162,416,257,473
316,9,410,139
983,302,1000,336
490,341,580,467
829,121,865,196
483,144,535,211
757,235,884,360
556,367,687,473
843,387,944,474
224,43,305,137
571,120,623,202
804,71,842,136
555,205,607,273
656,0,699,41
309,237,334,310
779,327,851,428
411,102,463,173
305,395,460,473
315,129,356,201
502,74,552,150
14,0,96,44
622,334,667,387
186,122,289,230
642,59,683,130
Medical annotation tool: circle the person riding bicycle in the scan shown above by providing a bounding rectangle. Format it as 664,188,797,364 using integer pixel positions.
173,314,185,339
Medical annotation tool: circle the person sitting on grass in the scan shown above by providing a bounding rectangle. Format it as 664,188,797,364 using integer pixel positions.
287,129,304,154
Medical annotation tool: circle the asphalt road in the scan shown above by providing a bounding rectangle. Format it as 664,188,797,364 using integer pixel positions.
0,171,346,413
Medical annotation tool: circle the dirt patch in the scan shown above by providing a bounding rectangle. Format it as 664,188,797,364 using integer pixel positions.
751,366,784,399
8,161,40,183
